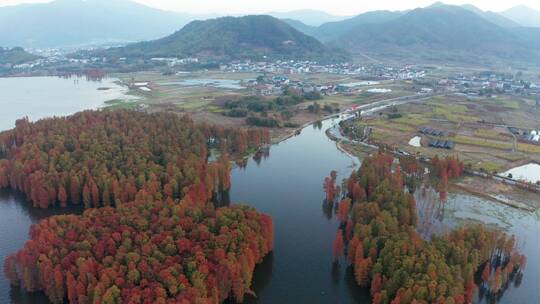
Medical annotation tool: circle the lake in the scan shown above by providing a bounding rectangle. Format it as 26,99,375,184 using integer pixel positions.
409,136,422,147
415,187,540,304
0,81,539,303
340,81,380,87
159,78,246,90
367,88,392,93
0,76,135,131
503,163,540,184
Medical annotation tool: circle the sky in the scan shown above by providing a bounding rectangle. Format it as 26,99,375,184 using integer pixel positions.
0,0,539,15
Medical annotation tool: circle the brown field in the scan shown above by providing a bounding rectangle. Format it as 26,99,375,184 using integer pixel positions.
113,71,417,141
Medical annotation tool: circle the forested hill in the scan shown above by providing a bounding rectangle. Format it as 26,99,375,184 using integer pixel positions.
97,15,350,63
0,47,39,65
285,4,540,63
333,4,539,62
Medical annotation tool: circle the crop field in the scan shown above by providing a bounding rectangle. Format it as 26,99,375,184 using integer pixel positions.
355,94,540,173
113,70,416,140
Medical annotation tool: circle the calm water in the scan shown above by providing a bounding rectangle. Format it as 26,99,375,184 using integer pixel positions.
503,163,540,184
0,106,539,303
159,78,245,90
340,81,380,87
0,190,84,304
0,76,135,131
408,136,422,147
228,118,540,303
229,117,368,303
415,188,540,304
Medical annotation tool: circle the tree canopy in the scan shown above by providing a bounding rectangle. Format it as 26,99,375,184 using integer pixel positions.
0,110,270,209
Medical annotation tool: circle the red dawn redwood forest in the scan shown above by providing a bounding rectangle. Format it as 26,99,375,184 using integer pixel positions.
327,152,526,304
1,110,274,303
0,110,270,209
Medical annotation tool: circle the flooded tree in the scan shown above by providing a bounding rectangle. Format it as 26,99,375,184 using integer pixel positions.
326,151,525,304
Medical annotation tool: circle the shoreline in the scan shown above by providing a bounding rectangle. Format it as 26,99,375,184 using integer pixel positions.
450,183,536,212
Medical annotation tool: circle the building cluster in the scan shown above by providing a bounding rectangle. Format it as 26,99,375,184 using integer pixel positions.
245,74,388,97
246,74,344,97
509,127,540,143
437,72,540,98
419,127,449,137
428,139,455,150
418,127,454,150
219,60,426,79
150,57,199,66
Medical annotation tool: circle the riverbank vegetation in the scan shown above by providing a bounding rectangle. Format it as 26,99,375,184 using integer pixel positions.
326,152,525,303
2,110,274,303
223,88,327,128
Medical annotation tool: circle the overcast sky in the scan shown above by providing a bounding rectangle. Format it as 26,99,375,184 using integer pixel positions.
0,0,538,15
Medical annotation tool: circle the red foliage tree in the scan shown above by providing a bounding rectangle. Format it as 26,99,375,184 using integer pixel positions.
332,229,344,261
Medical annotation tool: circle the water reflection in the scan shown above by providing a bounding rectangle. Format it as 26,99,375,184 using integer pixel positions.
331,261,342,286
241,252,274,304
477,253,526,304
322,200,334,220
415,185,447,239
0,190,84,222
9,286,49,304
235,159,248,170
0,189,84,303
252,147,270,166
213,190,231,208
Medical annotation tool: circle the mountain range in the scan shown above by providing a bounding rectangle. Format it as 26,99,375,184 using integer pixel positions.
460,4,520,28
267,10,348,26
0,0,208,48
284,10,405,42
2,0,540,65
96,15,350,63
285,4,540,63
501,5,540,28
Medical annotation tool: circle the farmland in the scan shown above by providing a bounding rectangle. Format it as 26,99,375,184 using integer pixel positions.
349,94,540,173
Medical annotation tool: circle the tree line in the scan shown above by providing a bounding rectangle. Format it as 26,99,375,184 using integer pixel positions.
0,110,270,209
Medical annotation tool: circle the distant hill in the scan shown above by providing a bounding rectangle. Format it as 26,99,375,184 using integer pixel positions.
313,11,405,42
285,11,404,42
510,27,540,49
281,19,319,37
98,15,350,63
0,0,207,48
502,5,540,28
331,4,540,63
268,10,347,26
0,47,39,65
461,4,520,28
